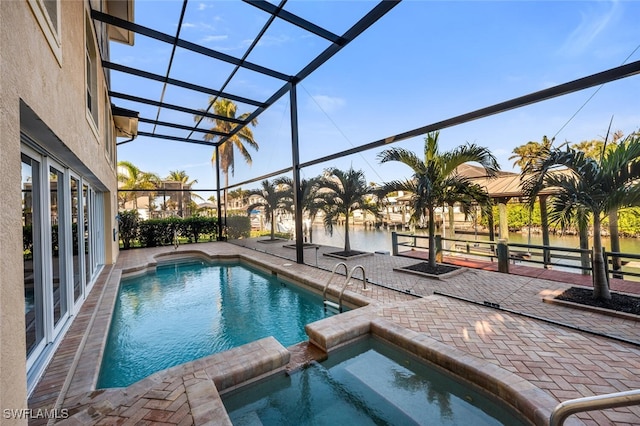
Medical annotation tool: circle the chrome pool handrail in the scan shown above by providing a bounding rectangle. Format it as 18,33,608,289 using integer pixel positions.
550,389,640,426
322,262,349,300
338,265,368,310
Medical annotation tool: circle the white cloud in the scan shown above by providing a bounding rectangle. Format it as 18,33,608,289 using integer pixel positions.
198,3,208,11
181,22,196,29
558,0,619,56
255,34,292,48
202,34,228,43
310,95,346,113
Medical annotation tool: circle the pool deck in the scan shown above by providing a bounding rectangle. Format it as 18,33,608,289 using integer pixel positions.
28,239,640,425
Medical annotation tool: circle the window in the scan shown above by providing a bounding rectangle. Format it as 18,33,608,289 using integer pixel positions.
42,0,57,31
104,96,115,165
86,14,99,128
27,0,61,64
48,165,68,329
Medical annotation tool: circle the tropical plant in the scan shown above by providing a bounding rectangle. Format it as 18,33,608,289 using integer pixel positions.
195,98,259,217
572,129,626,276
117,161,161,211
246,179,293,240
226,215,251,239
378,131,499,267
165,170,201,217
570,130,623,158
522,133,640,300
275,176,323,243
509,136,554,171
167,170,198,186
317,167,379,253
118,210,140,249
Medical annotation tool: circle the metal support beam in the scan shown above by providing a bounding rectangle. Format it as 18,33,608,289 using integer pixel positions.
290,83,304,264
109,91,246,125
215,145,224,241
103,61,267,108
136,131,215,146
91,9,290,81
137,117,229,137
243,0,345,45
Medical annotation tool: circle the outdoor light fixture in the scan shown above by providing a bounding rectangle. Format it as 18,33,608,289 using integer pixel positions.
112,104,139,140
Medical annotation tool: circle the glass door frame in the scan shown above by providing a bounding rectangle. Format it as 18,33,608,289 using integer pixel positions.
22,145,47,370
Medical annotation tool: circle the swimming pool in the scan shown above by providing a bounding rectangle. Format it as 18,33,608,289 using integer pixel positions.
223,337,528,425
98,259,334,388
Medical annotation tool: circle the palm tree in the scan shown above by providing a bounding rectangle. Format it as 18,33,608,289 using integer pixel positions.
275,176,323,243
228,188,250,211
167,170,198,186
166,170,200,217
509,136,554,170
377,131,500,267
246,179,293,240
317,167,379,253
570,130,623,158
522,133,640,300
117,161,160,212
195,98,259,217
572,130,626,277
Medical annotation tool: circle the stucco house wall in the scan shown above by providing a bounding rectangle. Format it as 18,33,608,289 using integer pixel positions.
0,0,125,421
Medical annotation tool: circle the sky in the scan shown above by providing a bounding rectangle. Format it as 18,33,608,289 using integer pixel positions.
112,0,640,199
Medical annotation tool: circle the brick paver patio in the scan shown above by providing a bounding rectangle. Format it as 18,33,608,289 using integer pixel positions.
27,239,640,425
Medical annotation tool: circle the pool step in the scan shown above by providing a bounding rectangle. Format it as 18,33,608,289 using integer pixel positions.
324,300,341,313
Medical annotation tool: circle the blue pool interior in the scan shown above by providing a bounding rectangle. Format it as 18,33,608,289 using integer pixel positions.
98,259,337,388
223,337,528,426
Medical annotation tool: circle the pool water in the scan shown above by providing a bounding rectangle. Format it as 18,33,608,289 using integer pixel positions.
223,337,527,426
98,260,333,388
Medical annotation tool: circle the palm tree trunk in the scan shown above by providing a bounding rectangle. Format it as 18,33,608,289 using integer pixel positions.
609,210,622,278
539,196,551,267
592,213,611,300
428,206,436,267
270,210,276,240
344,213,351,253
448,204,455,239
579,220,590,275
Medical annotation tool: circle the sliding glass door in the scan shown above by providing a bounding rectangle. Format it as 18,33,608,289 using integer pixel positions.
22,153,45,359
21,140,105,379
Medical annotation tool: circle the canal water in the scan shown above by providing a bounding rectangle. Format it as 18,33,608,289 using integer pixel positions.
305,224,640,280
308,224,640,254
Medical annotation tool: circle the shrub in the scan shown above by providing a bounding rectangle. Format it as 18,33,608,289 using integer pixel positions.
118,210,140,250
201,216,218,241
183,216,217,243
226,215,251,239
139,219,166,247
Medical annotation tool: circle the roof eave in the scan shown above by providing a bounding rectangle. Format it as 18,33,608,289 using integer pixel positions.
106,0,134,45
